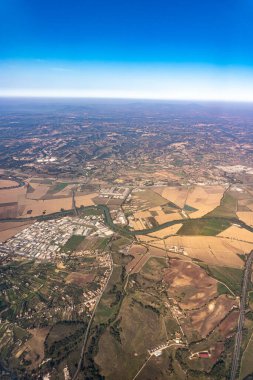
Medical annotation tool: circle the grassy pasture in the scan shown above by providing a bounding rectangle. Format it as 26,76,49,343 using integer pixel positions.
178,218,230,236
61,235,84,252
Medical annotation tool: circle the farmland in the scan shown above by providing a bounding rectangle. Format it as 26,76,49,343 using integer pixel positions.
1,100,253,379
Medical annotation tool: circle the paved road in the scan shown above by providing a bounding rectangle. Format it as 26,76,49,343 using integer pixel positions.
230,250,253,380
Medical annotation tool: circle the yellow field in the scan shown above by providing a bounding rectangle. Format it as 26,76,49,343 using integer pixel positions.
0,187,26,204
153,170,180,181
26,184,50,200
186,185,225,218
148,235,253,268
152,185,225,217
237,212,253,226
247,203,253,212
18,193,97,217
153,186,188,208
218,226,253,243
0,221,32,242
137,235,159,243
129,219,146,230
131,206,183,231
148,224,183,239
133,210,152,219
0,179,19,188
155,210,183,224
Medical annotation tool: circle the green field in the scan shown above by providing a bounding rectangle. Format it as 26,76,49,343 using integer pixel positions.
240,331,253,379
183,204,198,212
61,235,84,252
178,218,231,236
51,182,69,192
141,257,167,282
199,264,243,295
135,189,168,207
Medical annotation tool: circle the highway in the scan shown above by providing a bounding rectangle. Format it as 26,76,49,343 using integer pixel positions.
230,250,253,380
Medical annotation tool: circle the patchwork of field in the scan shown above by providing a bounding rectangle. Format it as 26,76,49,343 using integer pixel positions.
126,188,168,212
152,185,225,218
189,294,236,337
163,259,239,339
129,207,183,230
163,259,218,309
17,192,97,217
126,244,169,274
185,185,226,218
95,254,240,380
146,235,252,268
0,178,99,218
153,186,189,208
26,183,51,200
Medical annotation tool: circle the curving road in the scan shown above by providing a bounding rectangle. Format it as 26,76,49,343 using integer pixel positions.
230,250,253,380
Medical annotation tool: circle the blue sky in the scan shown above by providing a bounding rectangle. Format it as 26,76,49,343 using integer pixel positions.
1,0,253,100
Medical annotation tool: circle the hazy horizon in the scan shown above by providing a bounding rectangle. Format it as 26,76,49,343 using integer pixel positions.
1,1,253,101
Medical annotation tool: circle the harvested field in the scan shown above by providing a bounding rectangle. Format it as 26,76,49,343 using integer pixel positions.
149,235,252,268
129,245,147,255
152,185,225,218
218,225,253,243
17,192,97,217
186,185,225,218
206,192,238,219
0,179,19,188
126,244,148,273
127,246,166,274
129,219,146,230
0,202,18,218
148,224,183,239
237,211,253,226
154,210,183,225
153,186,188,208
26,183,50,200
0,187,26,204
134,210,152,219
0,221,32,242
